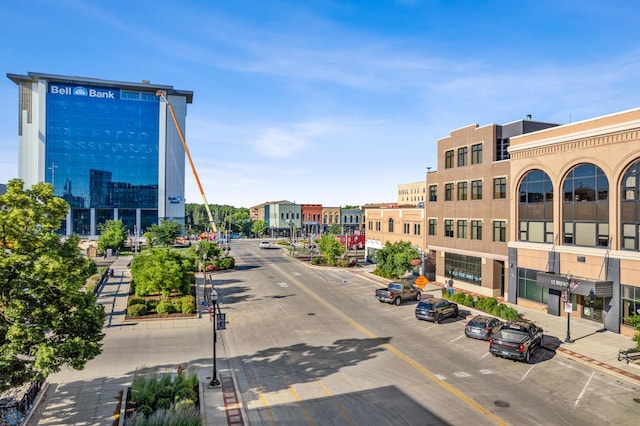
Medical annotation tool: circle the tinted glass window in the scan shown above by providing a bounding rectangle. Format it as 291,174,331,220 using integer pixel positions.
46,83,160,215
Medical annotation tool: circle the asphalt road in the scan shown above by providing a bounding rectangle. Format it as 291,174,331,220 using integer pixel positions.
216,240,640,426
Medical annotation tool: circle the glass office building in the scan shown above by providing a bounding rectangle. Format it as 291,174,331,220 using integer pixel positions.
7,72,193,237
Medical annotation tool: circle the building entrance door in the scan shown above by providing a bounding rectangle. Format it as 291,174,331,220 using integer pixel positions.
581,295,603,322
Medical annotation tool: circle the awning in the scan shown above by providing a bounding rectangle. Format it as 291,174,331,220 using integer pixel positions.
536,272,613,297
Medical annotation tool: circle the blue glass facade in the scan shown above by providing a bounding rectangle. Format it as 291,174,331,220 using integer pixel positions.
46,82,160,234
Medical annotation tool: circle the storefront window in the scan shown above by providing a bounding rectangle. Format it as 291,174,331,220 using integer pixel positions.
445,253,481,285
621,284,640,326
517,268,548,304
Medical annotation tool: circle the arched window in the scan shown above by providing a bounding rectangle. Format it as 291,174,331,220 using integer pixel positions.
621,158,640,250
388,218,394,232
518,169,554,243
562,164,609,247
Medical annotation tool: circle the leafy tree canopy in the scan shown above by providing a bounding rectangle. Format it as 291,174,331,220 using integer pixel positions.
251,220,267,237
144,220,183,247
130,248,192,297
317,234,345,266
0,179,106,391
328,224,342,235
375,240,421,279
97,219,127,253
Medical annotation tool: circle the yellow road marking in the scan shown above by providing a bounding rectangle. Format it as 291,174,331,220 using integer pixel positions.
281,265,508,426
315,378,355,426
250,370,275,425
288,381,315,426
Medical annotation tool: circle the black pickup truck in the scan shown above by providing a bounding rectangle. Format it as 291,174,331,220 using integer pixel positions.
489,320,544,363
375,282,422,306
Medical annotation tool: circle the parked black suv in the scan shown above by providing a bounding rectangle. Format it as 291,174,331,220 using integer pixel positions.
489,320,544,363
415,298,458,323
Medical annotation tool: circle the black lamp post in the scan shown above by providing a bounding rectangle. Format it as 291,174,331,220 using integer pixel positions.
565,273,574,343
209,287,220,387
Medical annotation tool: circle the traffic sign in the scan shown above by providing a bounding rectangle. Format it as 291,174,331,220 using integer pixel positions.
216,313,226,330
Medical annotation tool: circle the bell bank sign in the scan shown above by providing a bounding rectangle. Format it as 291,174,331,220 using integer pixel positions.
49,83,119,100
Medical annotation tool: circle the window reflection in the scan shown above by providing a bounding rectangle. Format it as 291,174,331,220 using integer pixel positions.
46,83,160,235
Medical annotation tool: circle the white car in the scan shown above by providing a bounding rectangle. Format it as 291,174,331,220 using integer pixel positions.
259,241,270,249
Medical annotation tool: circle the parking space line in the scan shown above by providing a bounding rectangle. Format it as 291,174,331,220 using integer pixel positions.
574,372,595,407
449,334,465,344
520,364,536,381
275,263,508,426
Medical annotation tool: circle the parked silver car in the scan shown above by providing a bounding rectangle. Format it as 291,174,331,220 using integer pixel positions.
464,315,502,340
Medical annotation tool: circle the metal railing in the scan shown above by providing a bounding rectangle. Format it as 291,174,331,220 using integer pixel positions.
0,380,43,426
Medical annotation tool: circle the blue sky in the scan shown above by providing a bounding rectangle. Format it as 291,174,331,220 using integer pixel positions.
2,1,640,208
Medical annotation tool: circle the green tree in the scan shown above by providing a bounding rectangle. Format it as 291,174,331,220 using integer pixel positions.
251,220,267,237
196,240,222,264
625,313,640,350
130,248,191,297
97,219,127,254
144,220,183,247
328,223,342,235
317,234,345,266
375,240,421,279
0,179,106,392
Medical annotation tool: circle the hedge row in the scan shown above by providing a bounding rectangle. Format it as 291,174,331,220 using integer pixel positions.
446,292,519,320
127,295,196,317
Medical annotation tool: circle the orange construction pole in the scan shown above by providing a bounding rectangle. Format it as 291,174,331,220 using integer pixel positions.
157,90,217,233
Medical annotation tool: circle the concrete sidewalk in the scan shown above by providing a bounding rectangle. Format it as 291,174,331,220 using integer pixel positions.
25,257,640,425
25,256,241,426
350,266,640,385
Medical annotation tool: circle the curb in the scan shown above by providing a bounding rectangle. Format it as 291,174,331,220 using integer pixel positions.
347,267,640,386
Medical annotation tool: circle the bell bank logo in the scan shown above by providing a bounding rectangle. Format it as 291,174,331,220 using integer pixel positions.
49,84,118,99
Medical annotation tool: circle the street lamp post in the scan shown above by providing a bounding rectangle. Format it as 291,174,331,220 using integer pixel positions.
209,287,220,387
565,273,574,343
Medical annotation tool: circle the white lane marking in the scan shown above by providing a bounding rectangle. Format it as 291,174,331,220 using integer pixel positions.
574,371,595,407
435,374,447,380
449,334,465,344
292,272,301,276
278,282,289,287
520,364,536,381
453,372,472,378
478,369,493,375
481,352,491,359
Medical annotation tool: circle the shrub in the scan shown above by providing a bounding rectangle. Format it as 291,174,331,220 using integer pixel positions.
502,307,520,320
128,303,148,317
130,368,200,426
156,300,177,314
216,257,235,270
476,297,498,312
205,264,217,272
311,257,325,265
129,298,147,307
463,294,475,307
624,314,640,350
176,295,196,314
146,299,160,312
86,274,100,293
450,292,466,303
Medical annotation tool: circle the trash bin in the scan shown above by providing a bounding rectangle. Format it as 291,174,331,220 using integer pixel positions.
109,268,114,278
